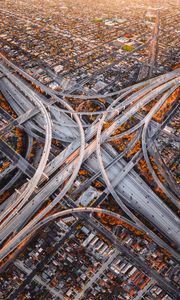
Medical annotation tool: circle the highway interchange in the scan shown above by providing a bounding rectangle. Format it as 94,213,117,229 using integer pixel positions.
0,54,180,298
